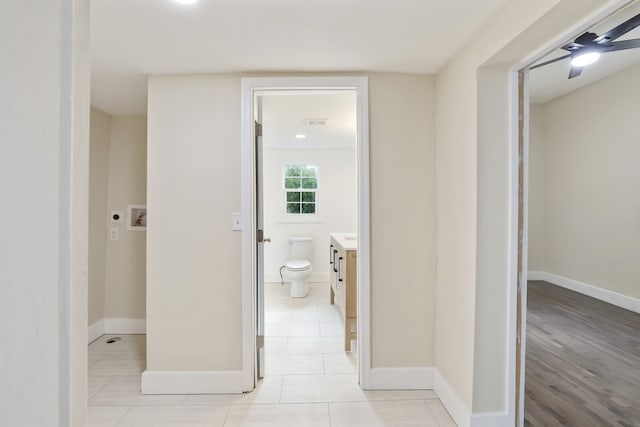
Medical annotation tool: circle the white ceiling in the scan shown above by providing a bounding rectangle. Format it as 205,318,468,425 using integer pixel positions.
530,2,640,104
261,92,356,151
90,0,510,115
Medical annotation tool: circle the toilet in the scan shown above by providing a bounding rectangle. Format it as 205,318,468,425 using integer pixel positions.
283,237,313,298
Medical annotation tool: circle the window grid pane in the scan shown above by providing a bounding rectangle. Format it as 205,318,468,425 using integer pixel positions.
283,164,319,216
286,192,301,203
286,203,301,214
301,203,316,214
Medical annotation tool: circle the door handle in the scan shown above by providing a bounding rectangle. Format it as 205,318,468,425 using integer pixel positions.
333,250,338,272
338,256,343,282
329,244,333,265
257,229,270,243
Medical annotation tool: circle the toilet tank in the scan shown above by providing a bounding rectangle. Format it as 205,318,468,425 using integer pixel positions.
288,237,313,262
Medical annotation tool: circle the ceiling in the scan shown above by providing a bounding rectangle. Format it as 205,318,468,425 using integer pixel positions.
530,2,640,104
262,92,356,150
90,0,510,115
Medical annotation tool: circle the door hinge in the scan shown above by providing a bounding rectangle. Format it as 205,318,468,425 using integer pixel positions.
255,122,262,137
256,335,264,348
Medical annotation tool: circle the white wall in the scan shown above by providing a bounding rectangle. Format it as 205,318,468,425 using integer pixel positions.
263,148,357,282
529,63,640,300
146,75,243,376
89,108,112,326
88,112,148,333
144,72,437,389
0,1,89,425
104,116,148,321
369,73,436,368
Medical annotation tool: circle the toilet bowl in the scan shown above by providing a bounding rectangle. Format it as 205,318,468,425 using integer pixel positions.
283,260,313,298
283,237,313,298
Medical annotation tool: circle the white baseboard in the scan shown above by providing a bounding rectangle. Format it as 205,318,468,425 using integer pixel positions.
526,271,546,281
366,367,434,390
470,412,510,427
433,370,470,427
264,272,329,284
141,370,244,394
88,318,146,344
528,271,640,314
88,319,105,344
432,370,512,427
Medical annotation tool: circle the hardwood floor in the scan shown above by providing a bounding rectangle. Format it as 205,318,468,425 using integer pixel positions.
524,281,640,426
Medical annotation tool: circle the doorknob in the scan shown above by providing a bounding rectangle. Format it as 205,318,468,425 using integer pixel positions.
264,237,271,243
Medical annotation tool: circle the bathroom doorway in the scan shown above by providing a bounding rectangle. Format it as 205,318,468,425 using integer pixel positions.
240,77,371,392
258,90,359,384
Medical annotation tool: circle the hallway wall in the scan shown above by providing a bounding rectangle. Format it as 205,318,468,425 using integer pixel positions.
104,116,148,321
0,1,89,425
89,107,112,326
88,110,148,334
145,72,437,385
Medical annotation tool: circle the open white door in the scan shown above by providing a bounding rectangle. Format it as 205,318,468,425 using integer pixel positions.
255,95,268,380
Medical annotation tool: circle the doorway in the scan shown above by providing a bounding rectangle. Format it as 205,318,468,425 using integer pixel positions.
523,3,640,423
507,2,640,425
240,77,371,391
257,91,359,384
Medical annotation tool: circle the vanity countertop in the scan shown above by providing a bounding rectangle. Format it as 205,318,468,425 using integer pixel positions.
330,233,357,251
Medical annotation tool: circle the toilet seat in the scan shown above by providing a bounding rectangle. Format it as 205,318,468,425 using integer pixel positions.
285,259,311,271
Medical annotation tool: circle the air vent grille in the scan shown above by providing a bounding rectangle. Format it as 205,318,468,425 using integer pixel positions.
305,118,328,126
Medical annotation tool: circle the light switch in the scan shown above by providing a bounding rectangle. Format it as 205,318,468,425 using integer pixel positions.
110,228,119,241
232,212,242,231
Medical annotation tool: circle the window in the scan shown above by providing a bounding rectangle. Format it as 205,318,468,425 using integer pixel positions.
283,164,318,215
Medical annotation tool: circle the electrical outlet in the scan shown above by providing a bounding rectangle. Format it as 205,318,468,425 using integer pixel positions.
110,210,124,224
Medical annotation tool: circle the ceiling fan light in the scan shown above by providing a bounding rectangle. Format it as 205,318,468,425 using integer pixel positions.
570,51,601,67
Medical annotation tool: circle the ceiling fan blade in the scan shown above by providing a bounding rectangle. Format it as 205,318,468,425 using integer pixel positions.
568,66,583,79
530,54,571,70
596,12,640,42
609,38,640,52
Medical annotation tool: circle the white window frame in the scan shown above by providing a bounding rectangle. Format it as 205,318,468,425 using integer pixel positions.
281,163,321,223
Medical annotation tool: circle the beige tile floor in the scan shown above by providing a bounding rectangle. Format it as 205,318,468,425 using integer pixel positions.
88,283,457,426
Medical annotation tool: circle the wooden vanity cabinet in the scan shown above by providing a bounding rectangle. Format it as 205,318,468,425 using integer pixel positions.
329,234,357,351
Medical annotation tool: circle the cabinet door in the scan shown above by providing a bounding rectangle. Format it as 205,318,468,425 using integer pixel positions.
329,239,338,294
335,246,346,316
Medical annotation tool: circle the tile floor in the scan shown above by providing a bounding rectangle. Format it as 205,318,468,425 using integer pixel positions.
88,283,456,426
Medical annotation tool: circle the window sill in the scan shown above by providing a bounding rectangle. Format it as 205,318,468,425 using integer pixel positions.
278,216,323,224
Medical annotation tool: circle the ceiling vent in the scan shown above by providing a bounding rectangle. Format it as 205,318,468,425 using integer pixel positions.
305,118,328,126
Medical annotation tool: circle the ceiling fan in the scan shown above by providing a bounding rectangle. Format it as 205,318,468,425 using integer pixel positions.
531,11,640,78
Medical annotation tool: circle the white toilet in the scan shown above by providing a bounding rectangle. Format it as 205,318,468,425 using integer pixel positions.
283,237,313,298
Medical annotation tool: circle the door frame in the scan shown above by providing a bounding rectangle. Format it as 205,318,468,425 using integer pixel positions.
239,76,370,390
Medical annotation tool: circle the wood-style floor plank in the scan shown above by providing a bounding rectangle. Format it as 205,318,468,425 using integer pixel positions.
524,281,640,427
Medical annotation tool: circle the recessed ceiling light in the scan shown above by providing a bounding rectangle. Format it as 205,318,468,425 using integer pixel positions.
174,0,199,5
295,134,307,139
